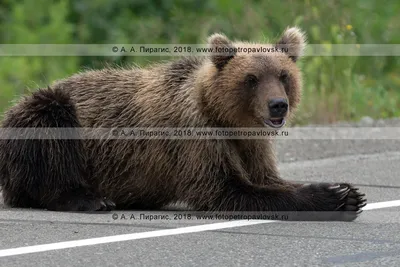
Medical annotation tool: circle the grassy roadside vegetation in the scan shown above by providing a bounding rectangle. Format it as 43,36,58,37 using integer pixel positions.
0,0,398,124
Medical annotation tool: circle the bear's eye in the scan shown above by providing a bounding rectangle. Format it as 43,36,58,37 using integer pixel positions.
244,74,259,89
279,70,289,85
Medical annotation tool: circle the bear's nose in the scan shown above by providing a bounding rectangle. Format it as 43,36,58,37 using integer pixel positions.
268,98,288,117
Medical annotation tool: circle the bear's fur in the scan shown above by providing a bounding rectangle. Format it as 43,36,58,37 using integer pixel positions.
0,27,366,220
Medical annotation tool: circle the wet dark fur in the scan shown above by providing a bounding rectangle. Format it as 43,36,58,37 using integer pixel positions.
0,27,366,220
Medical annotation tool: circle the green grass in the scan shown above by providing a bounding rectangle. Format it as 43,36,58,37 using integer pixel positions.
0,0,399,125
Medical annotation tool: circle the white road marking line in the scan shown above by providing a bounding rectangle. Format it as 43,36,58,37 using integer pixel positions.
0,220,274,258
362,200,400,211
0,199,399,258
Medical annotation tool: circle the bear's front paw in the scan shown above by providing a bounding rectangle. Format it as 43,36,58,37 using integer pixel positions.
296,183,367,220
335,183,367,213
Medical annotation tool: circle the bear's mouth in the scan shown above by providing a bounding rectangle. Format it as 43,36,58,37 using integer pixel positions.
263,118,286,128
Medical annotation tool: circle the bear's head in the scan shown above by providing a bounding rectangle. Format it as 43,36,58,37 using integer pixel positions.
200,27,306,128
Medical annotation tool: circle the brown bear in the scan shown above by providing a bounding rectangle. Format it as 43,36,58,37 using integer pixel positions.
0,27,366,220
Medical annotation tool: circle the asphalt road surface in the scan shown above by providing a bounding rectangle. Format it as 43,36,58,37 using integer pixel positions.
1,120,400,267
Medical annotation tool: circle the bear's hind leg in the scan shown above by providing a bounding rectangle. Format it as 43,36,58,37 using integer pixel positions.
0,87,115,211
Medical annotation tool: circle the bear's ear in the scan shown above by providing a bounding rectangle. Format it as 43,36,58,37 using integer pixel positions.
275,27,307,62
207,33,236,70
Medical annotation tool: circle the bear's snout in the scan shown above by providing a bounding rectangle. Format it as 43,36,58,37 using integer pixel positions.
268,98,288,118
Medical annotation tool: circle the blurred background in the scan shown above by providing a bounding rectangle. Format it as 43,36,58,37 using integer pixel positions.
0,0,398,125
